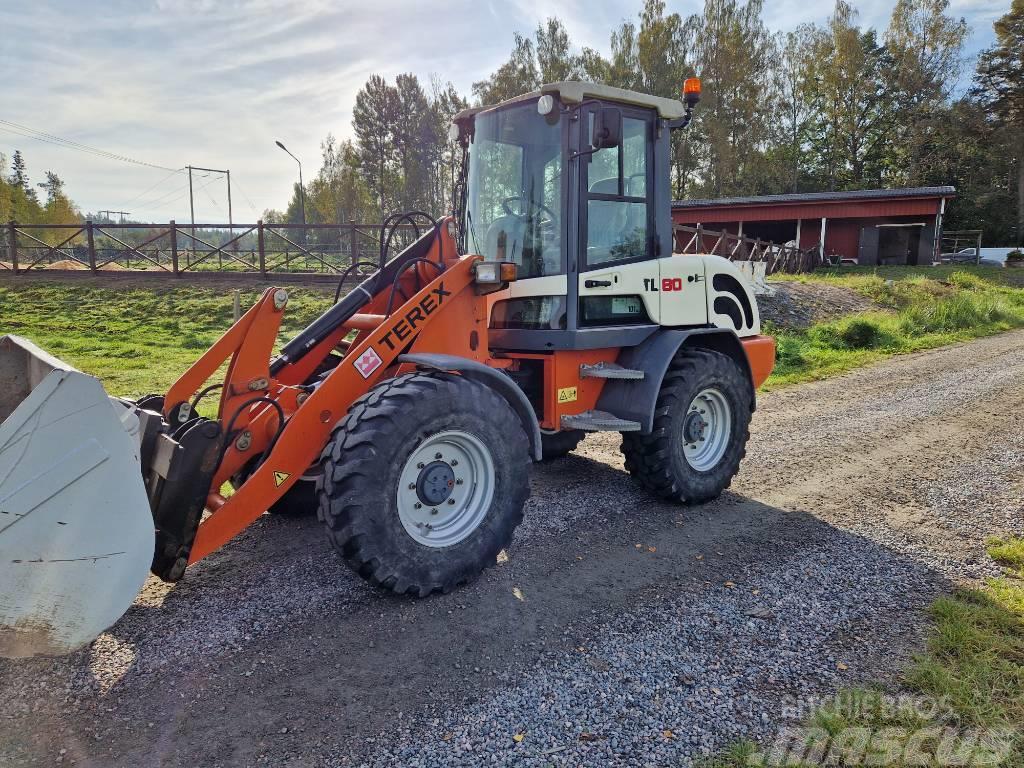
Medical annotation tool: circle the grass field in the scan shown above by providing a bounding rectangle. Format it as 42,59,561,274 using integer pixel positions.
764,266,1024,388
0,283,334,396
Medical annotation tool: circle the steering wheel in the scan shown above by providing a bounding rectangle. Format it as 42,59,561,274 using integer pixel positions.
501,196,557,226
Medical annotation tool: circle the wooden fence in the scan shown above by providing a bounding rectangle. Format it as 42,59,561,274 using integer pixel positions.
2,220,823,277
674,224,822,274
0,221,421,277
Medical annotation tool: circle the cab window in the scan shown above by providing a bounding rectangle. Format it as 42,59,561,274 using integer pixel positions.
464,101,563,278
584,114,652,268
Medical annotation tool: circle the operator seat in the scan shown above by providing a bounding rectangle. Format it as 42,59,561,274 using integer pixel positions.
588,178,629,260
484,215,527,266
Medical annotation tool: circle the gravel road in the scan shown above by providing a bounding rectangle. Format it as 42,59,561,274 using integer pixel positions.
2,330,1023,767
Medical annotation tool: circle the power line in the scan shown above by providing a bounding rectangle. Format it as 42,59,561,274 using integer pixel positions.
230,178,262,216
0,119,178,171
0,119,261,223
200,184,225,216
133,173,220,216
118,167,185,210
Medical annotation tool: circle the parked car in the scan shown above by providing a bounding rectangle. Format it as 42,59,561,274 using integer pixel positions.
941,247,979,263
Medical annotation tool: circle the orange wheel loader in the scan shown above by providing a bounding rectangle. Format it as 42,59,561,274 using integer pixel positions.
0,80,774,657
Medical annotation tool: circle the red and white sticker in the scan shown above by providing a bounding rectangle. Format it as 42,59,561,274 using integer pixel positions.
353,347,384,379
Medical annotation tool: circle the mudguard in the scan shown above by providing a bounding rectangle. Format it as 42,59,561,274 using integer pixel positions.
596,328,756,433
399,353,543,461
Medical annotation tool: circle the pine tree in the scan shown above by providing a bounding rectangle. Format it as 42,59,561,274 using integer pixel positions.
353,75,400,213
973,0,1024,245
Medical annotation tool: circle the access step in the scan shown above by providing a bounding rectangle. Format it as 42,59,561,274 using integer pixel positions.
561,410,642,432
579,362,645,380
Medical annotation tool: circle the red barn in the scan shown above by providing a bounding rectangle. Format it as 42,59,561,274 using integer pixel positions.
672,186,956,265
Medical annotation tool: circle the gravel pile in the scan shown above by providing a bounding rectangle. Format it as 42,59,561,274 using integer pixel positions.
758,280,875,330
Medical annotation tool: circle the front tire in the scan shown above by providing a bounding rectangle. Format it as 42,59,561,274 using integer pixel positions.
317,372,531,596
621,349,752,504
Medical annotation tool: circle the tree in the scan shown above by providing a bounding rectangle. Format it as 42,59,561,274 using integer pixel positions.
770,25,817,193
429,77,469,215
39,171,78,226
973,0,1024,244
392,73,438,211
8,150,38,208
536,18,580,83
40,171,64,205
304,136,376,249
353,75,400,212
884,0,968,184
803,2,893,190
688,0,776,196
472,32,539,104
913,99,1017,243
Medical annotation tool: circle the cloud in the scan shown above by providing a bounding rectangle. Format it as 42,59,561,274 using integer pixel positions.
1,0,999,221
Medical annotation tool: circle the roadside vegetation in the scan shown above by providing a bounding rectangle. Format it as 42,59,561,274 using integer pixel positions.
764,266,1024,388
705,537,1024,767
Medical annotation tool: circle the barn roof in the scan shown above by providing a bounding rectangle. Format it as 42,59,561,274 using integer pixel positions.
672,186,956,209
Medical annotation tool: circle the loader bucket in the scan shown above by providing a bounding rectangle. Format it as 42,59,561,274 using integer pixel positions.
0,335,154,658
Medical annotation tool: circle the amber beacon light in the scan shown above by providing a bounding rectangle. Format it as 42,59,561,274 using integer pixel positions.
683,77,702,105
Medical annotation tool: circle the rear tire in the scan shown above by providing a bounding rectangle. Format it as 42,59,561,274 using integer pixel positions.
317,372,531,596
621,349,751,504
540,429,585,460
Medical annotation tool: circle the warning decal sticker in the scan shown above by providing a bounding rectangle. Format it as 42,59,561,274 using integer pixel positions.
557,386,578,403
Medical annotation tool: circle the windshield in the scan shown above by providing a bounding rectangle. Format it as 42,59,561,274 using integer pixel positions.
463,100,562,279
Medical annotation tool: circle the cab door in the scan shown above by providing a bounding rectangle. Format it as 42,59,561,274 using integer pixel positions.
577,106,659,327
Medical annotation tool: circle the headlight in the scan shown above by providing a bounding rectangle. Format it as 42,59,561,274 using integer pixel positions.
473,261,517,293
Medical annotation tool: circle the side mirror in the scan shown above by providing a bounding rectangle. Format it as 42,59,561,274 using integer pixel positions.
591,108,622,150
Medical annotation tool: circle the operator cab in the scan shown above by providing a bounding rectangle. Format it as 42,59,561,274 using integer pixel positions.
452,81,698,351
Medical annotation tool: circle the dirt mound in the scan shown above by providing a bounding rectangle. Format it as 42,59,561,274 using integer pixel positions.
760,280,875,330
41,259,89,270
32,261,152,272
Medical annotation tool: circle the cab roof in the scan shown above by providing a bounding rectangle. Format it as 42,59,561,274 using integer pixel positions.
454,81,687,123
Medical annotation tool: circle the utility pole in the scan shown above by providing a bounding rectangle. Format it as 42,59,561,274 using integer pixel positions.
187,165,196,263
98,210,130,224
187,165,232,264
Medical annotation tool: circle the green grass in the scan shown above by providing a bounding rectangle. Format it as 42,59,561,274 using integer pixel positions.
707,538,1024,766
764,267,1024,388
0,283,333,397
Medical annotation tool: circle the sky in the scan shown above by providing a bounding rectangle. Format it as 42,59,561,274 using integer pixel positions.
0,0,1009,223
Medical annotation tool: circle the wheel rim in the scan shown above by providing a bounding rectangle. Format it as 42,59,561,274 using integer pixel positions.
397,430,495,548
681,387,732,472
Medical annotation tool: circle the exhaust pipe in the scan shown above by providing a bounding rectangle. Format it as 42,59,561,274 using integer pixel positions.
0,335,155,658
